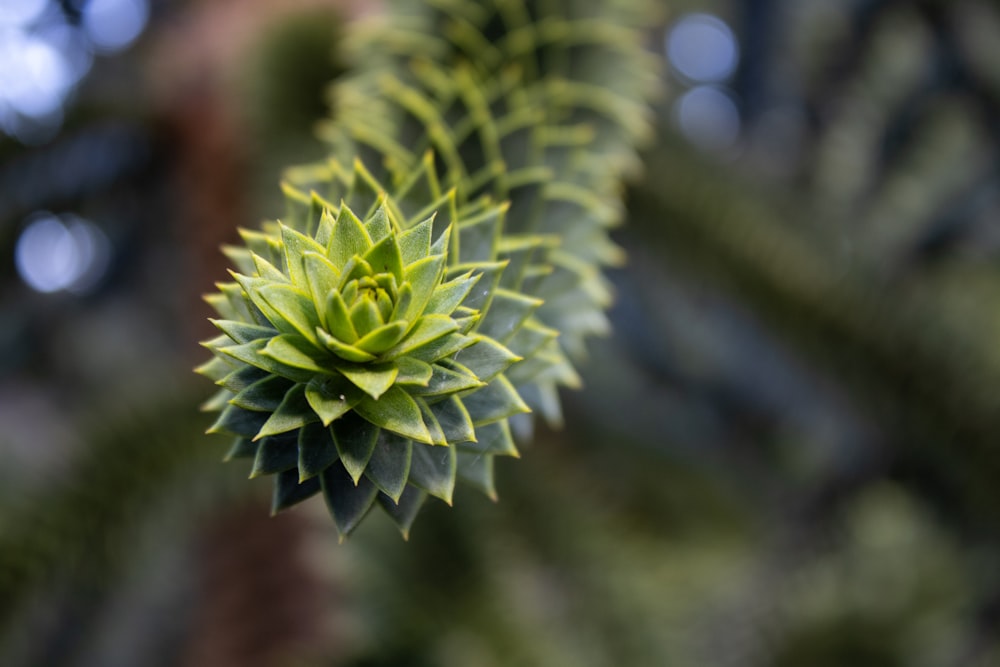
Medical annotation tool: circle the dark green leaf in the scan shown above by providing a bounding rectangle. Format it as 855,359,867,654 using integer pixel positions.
460,420,519,457
255,383,318,440
210,319,277,345
251,433,299,477
461,375,530,426
208,403,268,438
271,468,322,514
377,486,427,539
321,463,379,538
456,450,496,500
332,412,380,483
364,432,412,502
231,375,293,412
224,437,259,461
428,395,476,444
354,385,432,443
408,441,457,503
297,421,339,480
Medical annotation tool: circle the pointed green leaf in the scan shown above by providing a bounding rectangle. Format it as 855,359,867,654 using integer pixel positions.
395,357,433,385
456,450,497,500
365,204,391,243
210,319,277,344
452,262,505,312
251,251,287,282
364,432,412,502
398,215,434,265
461,375,530,426
454,336,521,382
424,273,480,316
350,295,384,337
408,441,457,503
224,437,259,461
460,420,519,457
297,421,339,480
201,388,232,412
208,403,268,438
428,395,476,444
251,433,299,477
354,385,432,444
340,255,374,286
258,283,321,346
302,252,340,315
323,290,358,343
280,223,327,286
305,375,362,425
384,314,459,359
217,364,268,393
195,355,235,383
335,362,399,400
377,486,427,539
402,254,446,320
408,362,483,396
476,288,542,342
321,463,379,537
317,328,377,363
254,383,318,440
219,338,315,383
355,320,408,355
332,413,380,483
329,205,373,268
407,331,475,364
363,233,404,283
272,469,322,514
231,375,293,412
262,334,330,374
390,282,413,323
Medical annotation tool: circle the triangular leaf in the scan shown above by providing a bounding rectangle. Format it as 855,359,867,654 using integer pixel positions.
384,314,459,359
408,441,457,503
335,361,399,400
271,468,322,514
461,374,530,426
456,450,497,500
305,375,362,425
251,433,299,477
377,486,427,539
297,421,339,481
354,385,432,444
254,383,318,440
329,204,373,268
332,412,380,483
321,463,379,538
364,432,413,502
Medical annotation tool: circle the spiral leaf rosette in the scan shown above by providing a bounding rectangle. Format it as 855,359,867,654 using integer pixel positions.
198,0,657,537
199,158,550,537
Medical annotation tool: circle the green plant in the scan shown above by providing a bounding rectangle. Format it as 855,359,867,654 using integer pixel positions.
199,0,658,538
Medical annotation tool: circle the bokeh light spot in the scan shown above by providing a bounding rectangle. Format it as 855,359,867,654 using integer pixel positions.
666,13,739,83
676,85,741,153
0,0,49,28
15,213,111,294
82,0,149,53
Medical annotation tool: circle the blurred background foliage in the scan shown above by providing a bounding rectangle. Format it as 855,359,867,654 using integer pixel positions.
2,0,1000,665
